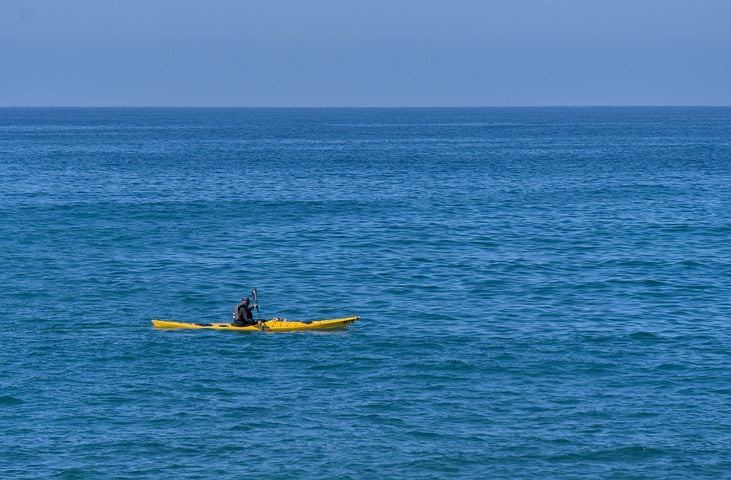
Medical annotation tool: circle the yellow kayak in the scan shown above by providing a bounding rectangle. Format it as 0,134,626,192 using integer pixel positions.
151,316,359,332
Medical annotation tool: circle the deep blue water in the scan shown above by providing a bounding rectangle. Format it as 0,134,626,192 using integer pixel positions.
1,107,730,479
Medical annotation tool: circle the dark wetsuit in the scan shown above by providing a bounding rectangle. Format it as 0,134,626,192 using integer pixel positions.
233,302,255,326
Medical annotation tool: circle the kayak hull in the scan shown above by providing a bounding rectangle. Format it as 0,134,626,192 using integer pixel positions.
151,316,359,332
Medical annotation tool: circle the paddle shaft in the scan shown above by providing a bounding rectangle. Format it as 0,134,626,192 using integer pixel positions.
252,288,261,321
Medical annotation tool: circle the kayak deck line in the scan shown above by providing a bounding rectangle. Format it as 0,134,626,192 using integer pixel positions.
151,316,359,332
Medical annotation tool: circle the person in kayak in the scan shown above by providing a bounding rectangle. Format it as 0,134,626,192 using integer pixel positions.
233,297,259,326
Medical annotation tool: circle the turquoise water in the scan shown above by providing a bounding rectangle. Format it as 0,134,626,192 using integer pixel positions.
1,107,730,478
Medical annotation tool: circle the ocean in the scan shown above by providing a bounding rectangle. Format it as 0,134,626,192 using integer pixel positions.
1,107,729,478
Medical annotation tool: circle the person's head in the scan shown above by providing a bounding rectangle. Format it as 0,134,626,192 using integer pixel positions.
242,297,249,304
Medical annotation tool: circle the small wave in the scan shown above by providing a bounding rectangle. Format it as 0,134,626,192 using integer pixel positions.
440,359,476,370
550,445,665,462
628,331,660,341
55,467,96,480
656,362,684,371
0,395,23,405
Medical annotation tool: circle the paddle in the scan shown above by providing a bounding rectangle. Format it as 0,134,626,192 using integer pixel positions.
251,288,270,330
251,288,261,321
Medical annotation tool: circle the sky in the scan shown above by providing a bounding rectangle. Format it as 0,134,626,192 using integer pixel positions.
1,0,730,106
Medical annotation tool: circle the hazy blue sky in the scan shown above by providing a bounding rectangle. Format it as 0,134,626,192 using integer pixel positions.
2,0,730,106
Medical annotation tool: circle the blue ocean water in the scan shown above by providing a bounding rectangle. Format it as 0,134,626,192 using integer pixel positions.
1,107,730,479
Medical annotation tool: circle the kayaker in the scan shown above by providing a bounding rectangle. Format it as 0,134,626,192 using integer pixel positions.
232,297,258,326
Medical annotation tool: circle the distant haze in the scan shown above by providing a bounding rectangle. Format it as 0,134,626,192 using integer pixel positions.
2,0,730,106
